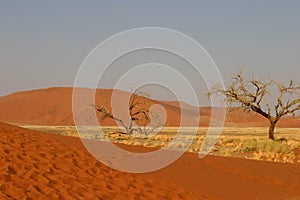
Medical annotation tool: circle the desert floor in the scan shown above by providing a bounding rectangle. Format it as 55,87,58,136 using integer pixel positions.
23,126,300,163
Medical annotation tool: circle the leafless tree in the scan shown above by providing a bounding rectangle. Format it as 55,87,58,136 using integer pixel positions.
96,89,161,135
209,70,300,140
137,110,163,136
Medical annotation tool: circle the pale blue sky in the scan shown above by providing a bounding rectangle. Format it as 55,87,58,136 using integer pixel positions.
1,1,300,105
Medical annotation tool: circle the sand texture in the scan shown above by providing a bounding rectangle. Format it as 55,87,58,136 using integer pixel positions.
0,122,199,199
1,122,300,199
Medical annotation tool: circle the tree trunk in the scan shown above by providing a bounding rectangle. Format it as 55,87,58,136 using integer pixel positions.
125,127,133,135
268,121,276,140
125,127,129,134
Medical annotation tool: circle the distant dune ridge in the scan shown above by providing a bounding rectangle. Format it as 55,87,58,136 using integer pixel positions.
0,87,299,127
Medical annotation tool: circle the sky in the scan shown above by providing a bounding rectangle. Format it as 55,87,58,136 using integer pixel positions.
1,1,300,106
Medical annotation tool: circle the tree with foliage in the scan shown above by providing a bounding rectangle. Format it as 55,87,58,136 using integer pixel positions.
209,70,300,140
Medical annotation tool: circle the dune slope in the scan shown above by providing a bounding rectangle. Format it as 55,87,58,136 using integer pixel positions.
1,122,300,199
0,87,299,127
0,122,199,199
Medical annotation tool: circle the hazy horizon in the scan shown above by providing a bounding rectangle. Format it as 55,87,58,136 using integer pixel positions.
1,1,300,106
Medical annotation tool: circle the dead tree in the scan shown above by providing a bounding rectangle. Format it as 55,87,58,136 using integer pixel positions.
137,110,163,136
209,70,300,140
96,89,159,135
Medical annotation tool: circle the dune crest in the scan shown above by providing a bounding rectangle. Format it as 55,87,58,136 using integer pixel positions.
0,87,299,127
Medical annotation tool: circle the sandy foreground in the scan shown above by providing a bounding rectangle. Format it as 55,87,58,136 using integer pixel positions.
1,122,300,199
0,122,199,200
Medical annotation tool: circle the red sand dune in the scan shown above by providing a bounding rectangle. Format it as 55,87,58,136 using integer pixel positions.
0,87,198,127
1,122,300,199
0,122,199,199
0,87,299,127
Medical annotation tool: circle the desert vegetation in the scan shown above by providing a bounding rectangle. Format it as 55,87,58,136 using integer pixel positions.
95,89,162,135
23,126,300,164
209,70,300,140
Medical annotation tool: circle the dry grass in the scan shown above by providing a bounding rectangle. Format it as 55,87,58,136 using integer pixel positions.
22,126,300,163
209,135,300,163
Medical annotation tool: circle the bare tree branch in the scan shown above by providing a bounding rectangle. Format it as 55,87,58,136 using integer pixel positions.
209,70,300,140
95,90,161,135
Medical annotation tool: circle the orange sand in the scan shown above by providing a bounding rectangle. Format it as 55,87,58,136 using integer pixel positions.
0,122,199,199
0,87,299,127
1,122,300,199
